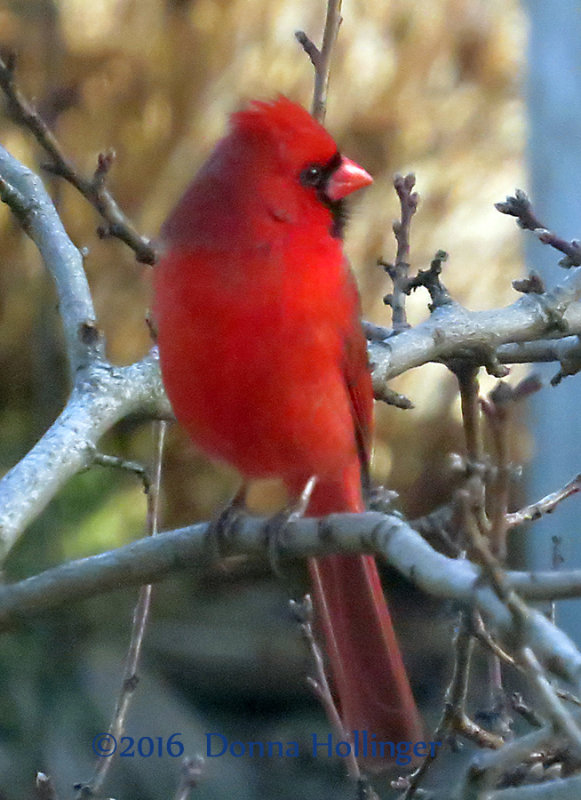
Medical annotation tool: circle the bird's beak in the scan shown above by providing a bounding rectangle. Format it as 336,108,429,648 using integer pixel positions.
325,156,373,202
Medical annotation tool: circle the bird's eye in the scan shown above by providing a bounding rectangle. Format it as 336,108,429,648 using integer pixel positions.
300,164,324,188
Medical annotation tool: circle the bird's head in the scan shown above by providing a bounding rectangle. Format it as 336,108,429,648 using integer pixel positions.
232,97,372,238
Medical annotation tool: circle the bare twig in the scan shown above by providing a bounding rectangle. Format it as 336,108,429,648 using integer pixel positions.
82,421,167,797
498,335,581,390
466,724,563,796
510,691,543,728
405,250,453,310
173,755,205,800
485,773,581,799
471,612,518,670
0,144,104,374
444,615,504,749
519,647,581,756
555,687,581,709
295,0,343,122
456,363,484,465
381,173,419,332
513,271,546,295
369,258,581,391
366,327,581,379
465,516,581,756
496,189,581,268
0,174,29,226
91,452,151,492
481,382,514,562
371,383,414,409
0,54,156,264
453,365,491,558
35,773,59,800
290,594,362,783
506,474,581,530
401,613,502,800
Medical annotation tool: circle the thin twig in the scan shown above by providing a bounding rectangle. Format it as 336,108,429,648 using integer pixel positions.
460,486,510,736
496,189,581,268
471,612,517,670
405,250,453,310
91,452,151,492
444,614,503,748
295,0,343,123
481,382,512,561
465,516,581,757
81,420,167,796
465,724,561,796
550,536,564,626
0,174,31,228
513,271,546,295
506,474,581,529
519,646,581,756
455,363,484,465
497,335,581,386
401,612,502,800
290,595,362,784
0,54,156,264
510,691,543,728
173,755,205,800
453,364,491,552
372,383,414,409
35,773,59,800
381,173,419,332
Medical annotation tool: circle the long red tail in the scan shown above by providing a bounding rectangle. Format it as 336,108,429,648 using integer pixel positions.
302,470,423,766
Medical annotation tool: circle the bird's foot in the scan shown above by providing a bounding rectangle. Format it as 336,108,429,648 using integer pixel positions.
204,484,248,563
265,476,317,577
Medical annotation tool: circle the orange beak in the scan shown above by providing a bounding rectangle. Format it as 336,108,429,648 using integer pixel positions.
326,156,373,202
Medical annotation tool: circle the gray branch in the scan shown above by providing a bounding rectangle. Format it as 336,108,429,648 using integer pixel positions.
0,145,103,374
2,510,581,690
0,351,169,558
368,271,581,385
0,145,171,559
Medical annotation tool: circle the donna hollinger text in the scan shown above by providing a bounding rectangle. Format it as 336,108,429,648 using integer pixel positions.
206,732,442,766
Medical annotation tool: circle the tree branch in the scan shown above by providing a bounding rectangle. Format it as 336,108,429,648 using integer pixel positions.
2,510,581,694
380,173,419,332
496,189,581,268
507,474,581,530
0,56,156,264
0,144,104,374
295,0,342,123
369,263,581,390
0,351,170,559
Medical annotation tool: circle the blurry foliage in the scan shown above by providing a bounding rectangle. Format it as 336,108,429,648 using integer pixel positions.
0,0,528,797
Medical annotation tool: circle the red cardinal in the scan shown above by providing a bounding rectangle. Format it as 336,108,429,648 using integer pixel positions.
154,97,422,762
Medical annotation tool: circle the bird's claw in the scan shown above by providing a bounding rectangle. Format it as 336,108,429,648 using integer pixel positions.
264,476,317,577
204,485,248,563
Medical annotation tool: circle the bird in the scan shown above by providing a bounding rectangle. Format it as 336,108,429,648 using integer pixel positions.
153,96,423,765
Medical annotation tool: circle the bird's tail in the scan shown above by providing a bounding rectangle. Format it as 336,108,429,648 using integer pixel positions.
292,466,423,768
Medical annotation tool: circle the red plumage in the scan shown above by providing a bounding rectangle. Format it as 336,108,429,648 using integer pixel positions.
154,97,422,765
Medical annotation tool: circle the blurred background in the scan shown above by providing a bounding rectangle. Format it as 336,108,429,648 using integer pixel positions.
1,0,571,797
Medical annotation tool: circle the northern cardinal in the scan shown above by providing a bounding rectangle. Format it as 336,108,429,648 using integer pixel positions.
154,97,423,762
